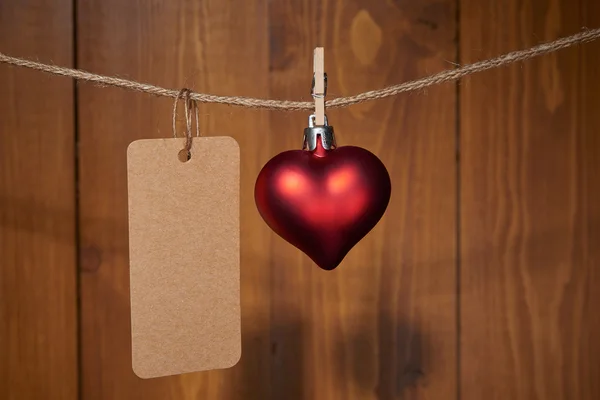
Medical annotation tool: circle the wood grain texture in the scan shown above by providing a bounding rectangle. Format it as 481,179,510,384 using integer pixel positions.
77,0,458,398
5,0,600,398
460,0,600,398
268,1,457,399
0,1,78,399
76,1,271,398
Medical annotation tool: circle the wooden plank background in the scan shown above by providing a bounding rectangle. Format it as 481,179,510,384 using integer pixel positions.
460,0,600,399
0,1,78,399
0,0,598,399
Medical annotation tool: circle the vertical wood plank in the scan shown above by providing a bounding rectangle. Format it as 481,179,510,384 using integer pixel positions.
460,0,600,398
579,1,600,395
77,1,271,398
268,0,458,398
0,0,78,399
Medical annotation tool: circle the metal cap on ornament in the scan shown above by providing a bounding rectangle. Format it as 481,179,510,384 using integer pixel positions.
303,113,336,151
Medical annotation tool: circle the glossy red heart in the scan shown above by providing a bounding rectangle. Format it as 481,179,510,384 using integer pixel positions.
254,141,391,270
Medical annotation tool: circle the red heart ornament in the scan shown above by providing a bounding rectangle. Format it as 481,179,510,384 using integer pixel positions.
255,136,391,271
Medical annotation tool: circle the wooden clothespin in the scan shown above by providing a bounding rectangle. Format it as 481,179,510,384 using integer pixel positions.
312,47,326,125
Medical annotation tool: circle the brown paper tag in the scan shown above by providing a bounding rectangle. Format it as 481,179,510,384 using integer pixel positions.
127,137,241,379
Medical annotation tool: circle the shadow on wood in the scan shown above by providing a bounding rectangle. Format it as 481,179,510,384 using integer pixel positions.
335,312,425,400
220,307,304,400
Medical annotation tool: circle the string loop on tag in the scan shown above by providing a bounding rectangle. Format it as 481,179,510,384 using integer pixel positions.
172,88,200,162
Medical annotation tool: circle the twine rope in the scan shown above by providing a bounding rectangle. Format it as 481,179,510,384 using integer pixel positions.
1,28,599,111
172,88,200,154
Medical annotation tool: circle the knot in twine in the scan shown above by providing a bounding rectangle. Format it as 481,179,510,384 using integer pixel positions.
172,88,200,158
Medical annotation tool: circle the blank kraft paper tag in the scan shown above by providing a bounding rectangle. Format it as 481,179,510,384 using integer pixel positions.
127,137,241,379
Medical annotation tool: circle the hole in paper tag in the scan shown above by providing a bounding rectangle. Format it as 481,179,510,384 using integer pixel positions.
127,136,241,379
178,149,191,162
